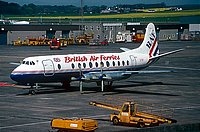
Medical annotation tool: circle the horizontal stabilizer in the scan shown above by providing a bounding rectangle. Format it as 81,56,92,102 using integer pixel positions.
150,49,184,60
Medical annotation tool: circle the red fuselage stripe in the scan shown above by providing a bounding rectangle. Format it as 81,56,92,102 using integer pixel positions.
149,38,157,57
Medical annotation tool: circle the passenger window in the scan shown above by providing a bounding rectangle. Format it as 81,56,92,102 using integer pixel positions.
106,61,110,67
58,64,61,70
89,62,93,68
112,61,115,67
118,61,120,66
122,61,125,66
83,63,86,68
127,60,129,65
100,62,104,67
71,63,75,69
95,62,98,67
78,63,81,69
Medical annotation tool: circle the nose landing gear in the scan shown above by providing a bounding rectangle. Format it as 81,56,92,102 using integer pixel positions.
29,83,39,95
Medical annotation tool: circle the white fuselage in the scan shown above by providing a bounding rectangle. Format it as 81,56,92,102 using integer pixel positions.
10,50,150,84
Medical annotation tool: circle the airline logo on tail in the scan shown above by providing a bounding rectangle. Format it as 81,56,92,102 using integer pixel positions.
147,32,159,58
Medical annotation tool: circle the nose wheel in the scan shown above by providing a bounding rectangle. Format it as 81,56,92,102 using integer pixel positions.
29,89,36,95
29,83,39,95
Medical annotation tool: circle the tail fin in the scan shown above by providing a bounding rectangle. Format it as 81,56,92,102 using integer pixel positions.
137,23,159,57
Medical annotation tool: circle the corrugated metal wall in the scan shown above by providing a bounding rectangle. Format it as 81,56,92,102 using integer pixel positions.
159,29,178,41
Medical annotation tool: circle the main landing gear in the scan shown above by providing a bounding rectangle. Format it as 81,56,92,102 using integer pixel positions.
96,81,113,92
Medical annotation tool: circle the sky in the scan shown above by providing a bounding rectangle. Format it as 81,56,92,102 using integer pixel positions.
5,0,200,6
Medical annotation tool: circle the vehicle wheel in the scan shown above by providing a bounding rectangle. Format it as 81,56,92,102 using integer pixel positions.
138,122,145,128
112,117,119,125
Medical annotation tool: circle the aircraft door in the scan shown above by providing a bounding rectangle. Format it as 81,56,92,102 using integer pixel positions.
129,55,136,67
42,59,55,76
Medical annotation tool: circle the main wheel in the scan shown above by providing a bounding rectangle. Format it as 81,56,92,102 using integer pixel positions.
112,117,119,125
137,121,145,128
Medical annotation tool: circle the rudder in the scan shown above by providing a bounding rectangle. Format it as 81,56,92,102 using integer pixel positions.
137,23,159,57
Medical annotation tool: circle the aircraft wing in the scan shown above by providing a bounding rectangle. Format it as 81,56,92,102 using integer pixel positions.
72,70,173,82
123,70,173,75
150,49,184,60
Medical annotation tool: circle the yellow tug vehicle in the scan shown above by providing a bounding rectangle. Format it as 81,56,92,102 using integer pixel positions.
89,101,177,128
51,118,98,132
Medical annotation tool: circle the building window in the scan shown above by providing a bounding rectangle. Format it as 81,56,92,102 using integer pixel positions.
90,26,94,30
104,35,108,39
97,26,100,30
97,35,100,39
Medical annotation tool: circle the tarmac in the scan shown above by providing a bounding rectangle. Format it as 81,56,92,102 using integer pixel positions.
0,41,200,132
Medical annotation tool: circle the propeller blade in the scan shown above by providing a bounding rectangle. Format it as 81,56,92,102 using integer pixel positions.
101,80,104,92
100,62,104,92
79,81,83,93
78,63,83,93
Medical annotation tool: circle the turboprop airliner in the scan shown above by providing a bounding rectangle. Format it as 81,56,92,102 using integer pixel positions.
10,23,183,94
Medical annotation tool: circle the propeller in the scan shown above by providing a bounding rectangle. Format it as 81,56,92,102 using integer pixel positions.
78,63,83,93
100,62,104,92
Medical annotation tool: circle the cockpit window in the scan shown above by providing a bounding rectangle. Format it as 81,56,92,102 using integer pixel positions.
32,61,35,65
25,61,29,65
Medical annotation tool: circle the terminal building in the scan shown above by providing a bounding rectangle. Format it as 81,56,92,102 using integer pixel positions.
0,17,200,45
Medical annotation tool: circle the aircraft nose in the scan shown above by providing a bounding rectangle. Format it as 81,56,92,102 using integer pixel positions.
10,67,24,83
10,70,21,82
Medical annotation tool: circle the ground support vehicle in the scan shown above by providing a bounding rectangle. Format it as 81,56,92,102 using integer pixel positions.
51,118,98,132
13,37,51,46
133,33,144,43
50,38,61,50
89,39,108,46
89,101,176,128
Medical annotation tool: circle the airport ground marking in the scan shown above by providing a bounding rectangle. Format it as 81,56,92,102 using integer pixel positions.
0,82,15,87
0,121,50,129
151,66,200,71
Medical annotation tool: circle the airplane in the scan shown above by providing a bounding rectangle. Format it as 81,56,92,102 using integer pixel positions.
10,23,183,94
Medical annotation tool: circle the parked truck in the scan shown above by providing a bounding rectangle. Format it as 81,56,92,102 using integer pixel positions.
89,101,176,128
